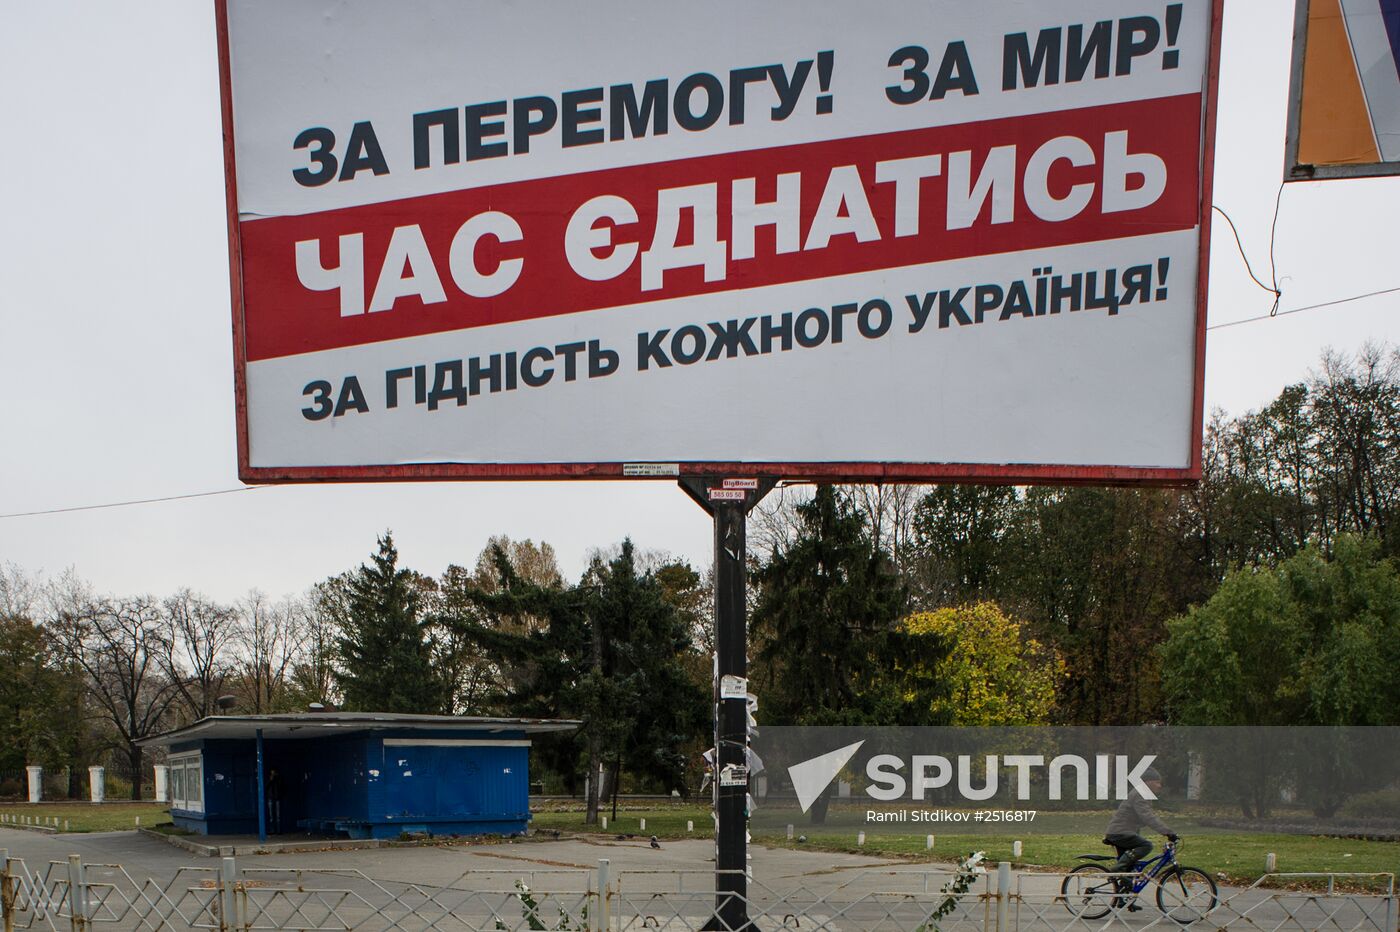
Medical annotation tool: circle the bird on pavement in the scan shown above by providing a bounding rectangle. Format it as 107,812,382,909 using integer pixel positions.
650,835,661,849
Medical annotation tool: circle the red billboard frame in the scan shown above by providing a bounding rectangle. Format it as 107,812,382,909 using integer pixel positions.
217,0,1222,487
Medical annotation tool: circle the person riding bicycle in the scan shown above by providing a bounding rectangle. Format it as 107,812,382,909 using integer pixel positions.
1104,767,1178,906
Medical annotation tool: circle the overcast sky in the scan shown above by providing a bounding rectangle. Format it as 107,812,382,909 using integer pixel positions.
3,1,1398,603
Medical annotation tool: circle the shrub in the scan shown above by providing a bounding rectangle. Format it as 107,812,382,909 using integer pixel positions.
1340,786,1400,820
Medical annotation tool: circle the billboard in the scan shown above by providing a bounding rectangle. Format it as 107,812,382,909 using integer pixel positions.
218,0,1221,483
1286,0,1400,180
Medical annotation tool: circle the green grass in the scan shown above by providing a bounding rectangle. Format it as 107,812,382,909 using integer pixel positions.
531,804,1400,883
0,803,172,834
533,804,707,840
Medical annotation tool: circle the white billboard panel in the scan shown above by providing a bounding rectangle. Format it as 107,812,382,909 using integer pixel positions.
219,0,1221,482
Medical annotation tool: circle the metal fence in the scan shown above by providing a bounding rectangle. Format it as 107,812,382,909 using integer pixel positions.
1,848,1394,932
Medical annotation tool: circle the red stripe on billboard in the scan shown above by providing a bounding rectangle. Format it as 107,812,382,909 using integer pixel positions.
241,94,1201,362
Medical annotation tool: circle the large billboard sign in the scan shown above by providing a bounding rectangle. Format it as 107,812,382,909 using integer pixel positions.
1286,0,1400,181
219,1,1221,483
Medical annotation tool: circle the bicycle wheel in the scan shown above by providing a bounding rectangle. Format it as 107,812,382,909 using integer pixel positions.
1156,866,1219,924
1062,863,1116,920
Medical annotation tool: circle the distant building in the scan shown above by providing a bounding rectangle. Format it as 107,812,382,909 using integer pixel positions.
139,712,578,841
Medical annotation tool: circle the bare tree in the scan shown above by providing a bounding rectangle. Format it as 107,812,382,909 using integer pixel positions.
472,536,564,593
753,483,920,569
749,483,814,561
847,484,922,572
160,589,236,723
233,591,304,713
1311,344,1400,545
50,595,179,799
0,561,42,620
287,580,345,708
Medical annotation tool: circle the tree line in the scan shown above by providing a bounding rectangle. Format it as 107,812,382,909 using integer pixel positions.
3,344,1398,809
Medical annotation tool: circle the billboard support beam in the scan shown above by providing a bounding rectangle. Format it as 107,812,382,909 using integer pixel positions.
680,476,776,932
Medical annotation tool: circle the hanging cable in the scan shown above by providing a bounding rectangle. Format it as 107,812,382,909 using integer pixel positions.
1208,285,1400,331
0,486,260,520
1212,184,1285,316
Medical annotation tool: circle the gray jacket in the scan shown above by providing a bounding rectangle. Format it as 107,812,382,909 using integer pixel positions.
1105,790,1174,837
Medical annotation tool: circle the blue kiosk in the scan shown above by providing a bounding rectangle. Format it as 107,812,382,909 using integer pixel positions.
140,712,578,842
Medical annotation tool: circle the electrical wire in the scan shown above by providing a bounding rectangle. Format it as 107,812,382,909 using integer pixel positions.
1205,185,1400,328
1208,284,1400,331
0,486,259,520
0,187,1391,517
1212,189,1284,315
1266,182,1286,313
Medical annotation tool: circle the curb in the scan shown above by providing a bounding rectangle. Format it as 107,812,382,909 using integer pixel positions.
137,828,567,858
138,828,386,857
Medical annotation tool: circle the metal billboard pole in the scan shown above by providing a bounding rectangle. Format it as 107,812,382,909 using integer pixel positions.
680,477,775,932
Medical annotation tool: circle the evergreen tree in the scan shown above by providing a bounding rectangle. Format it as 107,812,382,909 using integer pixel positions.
335,533,445,713
438,539,707,823
0,615,85,775
751,486,949,727
584,542,708,809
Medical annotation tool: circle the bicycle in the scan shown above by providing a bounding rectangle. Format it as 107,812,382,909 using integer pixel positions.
1061,838,1219,924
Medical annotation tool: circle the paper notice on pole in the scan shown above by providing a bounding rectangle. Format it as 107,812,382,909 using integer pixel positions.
719,765,749,787
720,675,748,699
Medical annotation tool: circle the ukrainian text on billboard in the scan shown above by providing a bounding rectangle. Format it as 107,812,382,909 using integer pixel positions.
222,1,1217,478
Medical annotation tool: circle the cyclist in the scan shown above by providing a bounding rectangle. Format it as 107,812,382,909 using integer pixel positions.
1104,767,1178,908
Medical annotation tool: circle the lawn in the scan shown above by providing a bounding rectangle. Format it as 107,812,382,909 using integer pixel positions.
530,804,1400,884
0,803,172,834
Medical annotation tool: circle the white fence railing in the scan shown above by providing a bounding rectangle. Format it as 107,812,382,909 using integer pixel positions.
1,848,1394,932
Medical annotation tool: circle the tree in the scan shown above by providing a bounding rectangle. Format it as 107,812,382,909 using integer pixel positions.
439,542,593,791
583,542,708,813
160,589,236,723
909,486,1018,607
848,485,923,577
0,562,41,621
50,595,180,799
0,616,81,775
652,559,713,700
752,485,948,727
1310,346,1400,548
285,578,346,709
1161,534,1400,727
233,591,304,713
471,536,565,592
751,486,951,823
335,533,445,713
430,537,565,715
901,603,1064,725
436,540,708,823
998,487,1196,724
1161,535,1400,816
